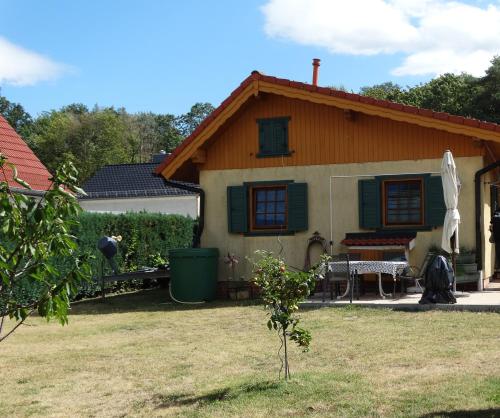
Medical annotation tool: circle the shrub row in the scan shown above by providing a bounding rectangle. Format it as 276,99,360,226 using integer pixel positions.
3,212,195,305
74,212,195,298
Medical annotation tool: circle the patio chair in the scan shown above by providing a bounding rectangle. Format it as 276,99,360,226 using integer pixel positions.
397,252,436,294
323,253,357,302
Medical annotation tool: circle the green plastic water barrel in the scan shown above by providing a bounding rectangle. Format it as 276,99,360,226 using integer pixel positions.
169,248,219,302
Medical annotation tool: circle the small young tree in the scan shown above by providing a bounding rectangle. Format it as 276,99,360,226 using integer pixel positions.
252,251,317,380
0,154,91,342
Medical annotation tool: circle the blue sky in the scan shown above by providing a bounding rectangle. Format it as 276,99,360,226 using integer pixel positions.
1,0,498,117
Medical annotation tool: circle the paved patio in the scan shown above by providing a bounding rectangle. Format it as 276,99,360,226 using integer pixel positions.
303,290,500,312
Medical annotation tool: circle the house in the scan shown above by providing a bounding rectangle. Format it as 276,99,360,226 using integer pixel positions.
0,115,52,194
80,153,199,218
155,62,500,286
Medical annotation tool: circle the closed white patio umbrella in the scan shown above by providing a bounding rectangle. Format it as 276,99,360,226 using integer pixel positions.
441,150,461,292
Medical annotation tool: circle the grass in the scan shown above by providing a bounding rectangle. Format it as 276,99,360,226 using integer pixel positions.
1,289,499,417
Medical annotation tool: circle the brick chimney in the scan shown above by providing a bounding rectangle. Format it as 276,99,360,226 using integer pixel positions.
312,58,320,86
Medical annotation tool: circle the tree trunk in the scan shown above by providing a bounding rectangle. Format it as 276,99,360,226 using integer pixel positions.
283,328,290,380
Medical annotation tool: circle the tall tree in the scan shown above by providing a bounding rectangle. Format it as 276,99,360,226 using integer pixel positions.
176,102,215,137
359,82,407,103
472,56,500,124
406,73,476,117
126,112,182,162
30,106,135,182
0,94,33,140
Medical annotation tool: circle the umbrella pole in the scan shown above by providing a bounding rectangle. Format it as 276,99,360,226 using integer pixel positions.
451,232,457,294
452,251,457,293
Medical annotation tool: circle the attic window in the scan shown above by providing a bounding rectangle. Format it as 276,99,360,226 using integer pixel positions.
256,117,291,158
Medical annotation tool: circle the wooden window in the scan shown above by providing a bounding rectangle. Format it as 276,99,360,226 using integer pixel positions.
256,117,290,157
383,179,423,226
359,175,445,230
251,185,287,230
227,182,308,235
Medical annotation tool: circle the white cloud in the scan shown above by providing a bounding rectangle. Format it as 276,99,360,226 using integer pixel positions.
0,37,69,86
261,0,500,76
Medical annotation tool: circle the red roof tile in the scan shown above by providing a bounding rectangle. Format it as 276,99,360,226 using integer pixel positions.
0,115,52,191
155,71,500,176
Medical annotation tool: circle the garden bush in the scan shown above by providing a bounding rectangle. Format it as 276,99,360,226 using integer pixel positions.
72,212,195,298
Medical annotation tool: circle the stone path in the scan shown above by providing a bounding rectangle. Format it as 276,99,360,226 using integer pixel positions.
304,291,500,312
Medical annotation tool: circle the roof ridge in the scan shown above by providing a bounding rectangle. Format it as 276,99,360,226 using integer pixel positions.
97,161,158,167
253,71,500,129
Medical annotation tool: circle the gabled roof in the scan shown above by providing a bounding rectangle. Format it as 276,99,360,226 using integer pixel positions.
156,71,500,179
81,162,198,200
0,115,52,192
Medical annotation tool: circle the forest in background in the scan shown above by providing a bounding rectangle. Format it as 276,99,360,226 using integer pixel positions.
1,57,499,183
0,98,213,182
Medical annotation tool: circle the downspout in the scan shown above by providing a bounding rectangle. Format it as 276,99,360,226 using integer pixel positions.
163,179,205,248
475,160,500,269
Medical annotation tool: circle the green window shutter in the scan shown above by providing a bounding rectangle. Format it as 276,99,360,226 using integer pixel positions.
227,185,248,233
257,117,289,157
258,120,274,155
358,179,381,229
425,176,446,227
288,183,308,232
272,122,287,154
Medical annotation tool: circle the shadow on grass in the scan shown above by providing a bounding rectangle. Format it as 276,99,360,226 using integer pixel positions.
69,288,262,316
152,381,281,409
419,409,500,418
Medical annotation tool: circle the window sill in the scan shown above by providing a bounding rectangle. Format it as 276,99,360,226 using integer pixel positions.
377,225,437,232
244,230,295,237
256,152,292,158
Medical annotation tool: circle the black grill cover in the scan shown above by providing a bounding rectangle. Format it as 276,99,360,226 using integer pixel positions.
97,236,118,260
419,255,457,304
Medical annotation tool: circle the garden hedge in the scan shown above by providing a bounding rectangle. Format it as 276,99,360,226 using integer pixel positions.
2,212,195,304
74,212,196,297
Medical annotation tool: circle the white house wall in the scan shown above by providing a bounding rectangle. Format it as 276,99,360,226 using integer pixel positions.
200,156,486,281
79,195,199,218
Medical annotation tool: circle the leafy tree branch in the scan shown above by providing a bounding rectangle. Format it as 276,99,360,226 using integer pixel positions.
0,154,91,342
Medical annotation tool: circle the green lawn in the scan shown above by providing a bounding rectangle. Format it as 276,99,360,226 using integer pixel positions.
1,289,499,417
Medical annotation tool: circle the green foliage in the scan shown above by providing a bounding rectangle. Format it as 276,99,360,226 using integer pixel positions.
126,112,183,162
359,57,500,123
0,155,91,342
252,251,317,380
472,56,500,123
0,93,33,139
176,102,215,137
360,74,476,116
23,102,213,183
359,82,408,103
29,106,137,182
72,212,195,297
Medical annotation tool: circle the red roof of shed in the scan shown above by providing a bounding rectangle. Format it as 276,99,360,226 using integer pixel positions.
341,237,414,247
0,115,52,191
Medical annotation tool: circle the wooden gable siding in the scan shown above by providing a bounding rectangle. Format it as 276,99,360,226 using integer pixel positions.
201,94,483,171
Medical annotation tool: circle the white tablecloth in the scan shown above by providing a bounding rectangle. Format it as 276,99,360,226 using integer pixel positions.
328,260,409,299
329,260,408,277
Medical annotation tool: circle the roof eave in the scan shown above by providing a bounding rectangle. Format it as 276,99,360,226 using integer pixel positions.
155,75,258,179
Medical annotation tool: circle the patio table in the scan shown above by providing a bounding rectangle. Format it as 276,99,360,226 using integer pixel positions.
329,260,408,299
